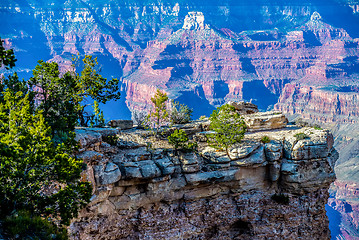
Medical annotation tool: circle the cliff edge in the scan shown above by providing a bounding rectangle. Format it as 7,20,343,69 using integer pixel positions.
70,110,337,239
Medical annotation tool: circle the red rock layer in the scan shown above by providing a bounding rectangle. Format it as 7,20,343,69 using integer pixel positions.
275,83,359,123
328,181,359,239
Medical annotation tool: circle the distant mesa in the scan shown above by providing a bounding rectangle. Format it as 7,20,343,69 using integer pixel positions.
182,11,209,30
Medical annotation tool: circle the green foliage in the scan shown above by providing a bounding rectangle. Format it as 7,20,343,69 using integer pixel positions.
2,210,68,240
208,104,247,158
199,115,207,120
271,194,289,205
149,89,169,132
0,90,92,226
28,55,121,134
102,134,118,146
29,61,78,134
261,136,271,144
313,125,322,130
168,129,197,152
0,41,93,237
74,55,121,104
170,100,193,124
294,132,309,140
0,38,16,70
90,100,105,127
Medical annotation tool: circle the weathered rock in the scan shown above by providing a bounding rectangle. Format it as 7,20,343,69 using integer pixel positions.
108,120,133,129
264,141,283,162
244,111,288,131
182,11,208,30
201,147,231,164
75,128,102,149
284,129,333,160
155,157,175,175
138,160,162,179
230,146,266,167
268,162,281,182
71,124,338,240
185,169,240,185
229,142,260,160
94,162,122,185
121,162,142,179
281,157,336,194
77,150,104,163
227,101,259,115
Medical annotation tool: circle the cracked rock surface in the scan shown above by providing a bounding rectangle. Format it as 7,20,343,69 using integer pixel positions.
71,122,337,240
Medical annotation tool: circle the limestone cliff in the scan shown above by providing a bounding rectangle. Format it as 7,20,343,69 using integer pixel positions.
70,112,337,239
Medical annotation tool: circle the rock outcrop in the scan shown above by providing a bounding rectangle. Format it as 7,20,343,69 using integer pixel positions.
70,117,337,239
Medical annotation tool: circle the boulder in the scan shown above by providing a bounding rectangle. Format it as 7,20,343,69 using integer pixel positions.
230,146,266,167
94,162,122,185
227,101,259,115
108,120,133,129
284,130,333,160
78,151,104,163
243,111,288,131
155,157,176,175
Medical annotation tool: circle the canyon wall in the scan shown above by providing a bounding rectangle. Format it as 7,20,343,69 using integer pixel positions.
1,1,359,118
2,1,359,238
70,119,337,239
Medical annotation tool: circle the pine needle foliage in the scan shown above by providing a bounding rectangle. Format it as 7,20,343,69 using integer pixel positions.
208,104,247,159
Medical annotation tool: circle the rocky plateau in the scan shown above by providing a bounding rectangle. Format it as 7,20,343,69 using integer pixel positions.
70,108,338,239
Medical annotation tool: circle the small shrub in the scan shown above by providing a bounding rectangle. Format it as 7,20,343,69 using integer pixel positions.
295,118,309,127
89,100,105,127
271,194,289,205
168,129,197,152
103,134,118,146
313,125,322,130
294,132,309,140
2,211,68,240
132,110,148,129
199,115,207,120
149,89,169,133
170,100,193,124
261,136,271,144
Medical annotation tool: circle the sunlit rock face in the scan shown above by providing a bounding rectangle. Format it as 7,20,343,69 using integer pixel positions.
182,12,208,30
70,114,337,239
2,1,359,119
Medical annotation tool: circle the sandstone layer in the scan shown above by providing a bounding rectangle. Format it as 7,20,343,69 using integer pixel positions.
70,120,337,239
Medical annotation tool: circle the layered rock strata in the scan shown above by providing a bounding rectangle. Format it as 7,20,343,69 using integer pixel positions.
70,119,337,239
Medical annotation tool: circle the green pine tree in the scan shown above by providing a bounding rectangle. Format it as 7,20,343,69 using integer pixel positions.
149,89,169,133
208,104,247,159
0,89,91,227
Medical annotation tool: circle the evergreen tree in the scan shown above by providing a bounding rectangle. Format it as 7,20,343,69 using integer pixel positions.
208,104,247,159
149,89,169,132
29,55,121,133
0,89,91,226
0,38,16,70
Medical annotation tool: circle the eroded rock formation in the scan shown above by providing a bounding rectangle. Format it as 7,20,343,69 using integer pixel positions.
70,112,337,239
